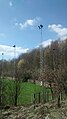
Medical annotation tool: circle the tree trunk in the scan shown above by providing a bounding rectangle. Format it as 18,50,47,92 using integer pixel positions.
57,94,61,108
14,84,18,106
49,83,54,100
38,92,40,103
33,93,36,109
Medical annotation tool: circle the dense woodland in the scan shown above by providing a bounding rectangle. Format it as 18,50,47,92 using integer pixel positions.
0,38,67,107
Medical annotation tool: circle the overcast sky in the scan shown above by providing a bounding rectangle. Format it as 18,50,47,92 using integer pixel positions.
0,0,67,60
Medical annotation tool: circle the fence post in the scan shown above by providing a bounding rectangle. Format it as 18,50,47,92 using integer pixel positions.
38,92,40,103
33,93,36,109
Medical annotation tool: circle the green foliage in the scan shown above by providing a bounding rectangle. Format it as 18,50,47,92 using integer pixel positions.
0,79,15,105
22,71,32,82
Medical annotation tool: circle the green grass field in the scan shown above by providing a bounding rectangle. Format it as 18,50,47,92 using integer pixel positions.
0,78,52,106
18,82,43,105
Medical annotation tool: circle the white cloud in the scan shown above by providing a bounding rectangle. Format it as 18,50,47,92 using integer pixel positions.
0,45,29,59
9,1,13,7
36,39,53,48
48,24,67,38
42,39,53,47
15,17,41,30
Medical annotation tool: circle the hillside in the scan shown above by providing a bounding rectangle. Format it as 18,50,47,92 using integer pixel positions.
0,40,67,118
0,98,67,119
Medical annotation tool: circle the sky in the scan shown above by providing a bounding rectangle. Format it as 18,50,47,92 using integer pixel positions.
0,0,67,60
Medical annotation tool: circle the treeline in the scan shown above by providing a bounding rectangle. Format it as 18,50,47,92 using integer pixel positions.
0,38,67,107
17,39,67,107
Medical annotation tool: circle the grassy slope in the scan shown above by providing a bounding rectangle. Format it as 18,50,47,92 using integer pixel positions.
0,78,52,105
18,82,42,105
